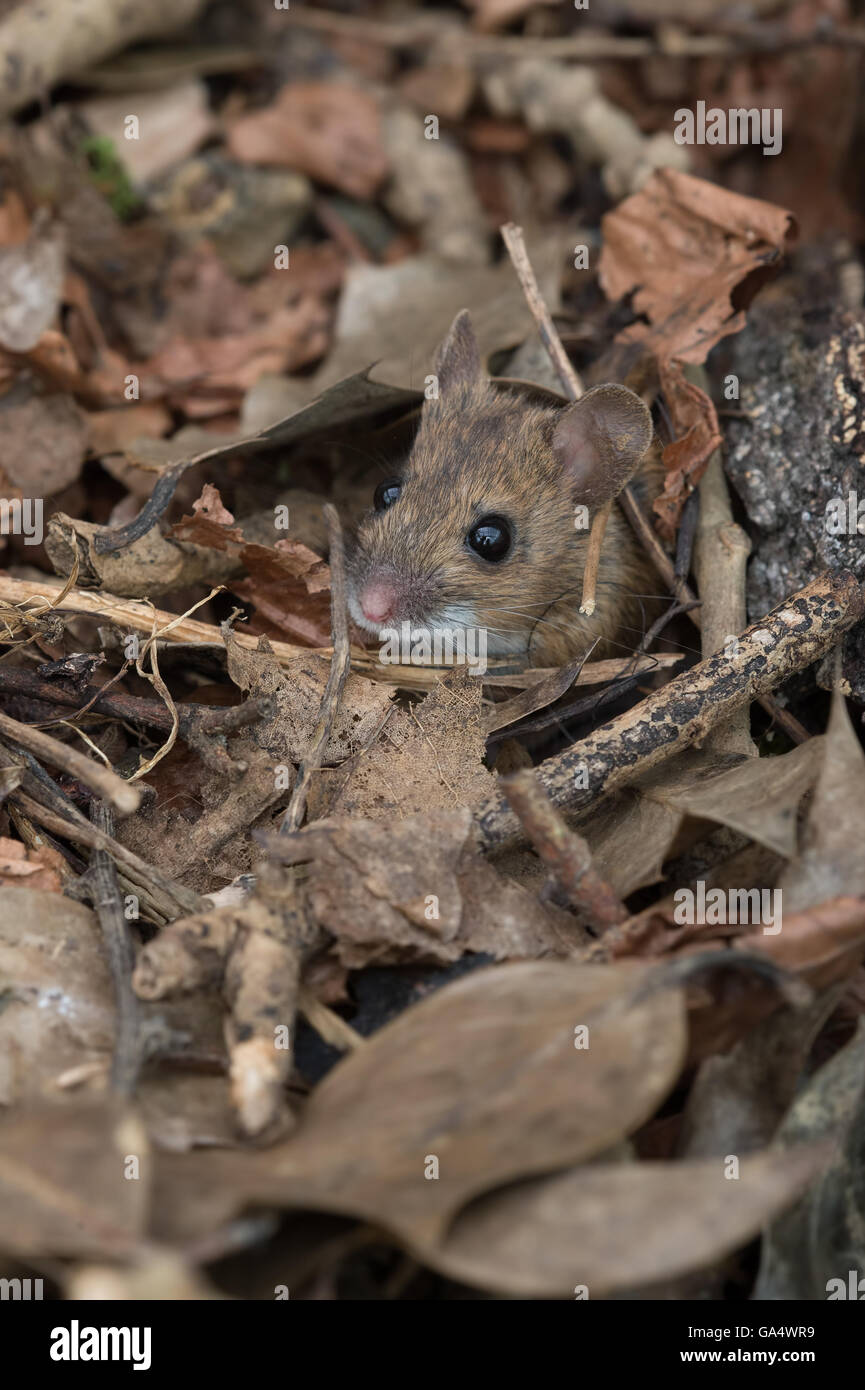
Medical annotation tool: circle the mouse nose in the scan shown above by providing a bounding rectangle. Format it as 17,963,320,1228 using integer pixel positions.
360,580,399,625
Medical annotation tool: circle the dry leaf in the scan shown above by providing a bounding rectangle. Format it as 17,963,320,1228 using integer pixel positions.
0,838,62,894
777,686,865,912
225,632,394,766
150,961,686,1248
599,169,796,364
228,83,388,200
169,483,245,551
235,539,331,647
428,1142,832,1297
324,671,496,819
655,360,724,540
273,808,581,966
0,381,88,495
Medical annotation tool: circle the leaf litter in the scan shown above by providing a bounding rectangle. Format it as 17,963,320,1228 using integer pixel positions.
0,0,863,1306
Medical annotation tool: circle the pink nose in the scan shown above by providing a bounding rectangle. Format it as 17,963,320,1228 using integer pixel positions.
360,581,399,624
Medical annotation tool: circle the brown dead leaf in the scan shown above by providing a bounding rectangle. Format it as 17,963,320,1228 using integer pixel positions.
324,671,496,819
428,1141,832,1297
0,889,115,1104
0,381,88,495
777,686,865,913
150,961,686,1248
0,838,62,894
638,740,825,861
144,299,331,411
228,83,388,200
599,169,796,364
85,401,173,460
738,895,865,991
225,632,394,767
169,483,245,551
273,808,580,966
584,742,823,899
655,360,724,540
235,539,331,647
315,251,561,396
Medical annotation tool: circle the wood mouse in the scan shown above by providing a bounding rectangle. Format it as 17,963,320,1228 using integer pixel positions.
347,311,661,667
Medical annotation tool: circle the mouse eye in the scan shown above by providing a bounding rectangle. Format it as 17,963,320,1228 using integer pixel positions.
467,514,513,562
374,479,402,512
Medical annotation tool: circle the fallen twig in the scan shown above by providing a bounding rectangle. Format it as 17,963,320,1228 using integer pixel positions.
502,769,627,931
692,364,755,759
0,708,139,816
12,790,203,918
83,802,144,1097
281,506,351,833
477,570,864,850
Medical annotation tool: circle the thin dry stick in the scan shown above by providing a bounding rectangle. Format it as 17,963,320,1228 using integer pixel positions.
500,223,585,396
691,364,755,759
501,222,619,616
502,769,627,931
87,801,144,1096
298,984,365,1052
476,570,864,850
281,505,351,832
578,499,612,618
13,791,203,917
0,708,140,816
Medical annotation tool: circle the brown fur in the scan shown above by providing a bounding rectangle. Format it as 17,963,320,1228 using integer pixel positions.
348,320,663,667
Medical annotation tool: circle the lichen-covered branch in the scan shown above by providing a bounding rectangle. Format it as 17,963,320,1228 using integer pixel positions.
477,569,864,849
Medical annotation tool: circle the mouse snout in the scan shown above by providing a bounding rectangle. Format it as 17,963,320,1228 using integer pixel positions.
359,578,400,625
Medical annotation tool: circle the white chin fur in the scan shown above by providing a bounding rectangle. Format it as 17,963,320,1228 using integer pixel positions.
349,600,529,659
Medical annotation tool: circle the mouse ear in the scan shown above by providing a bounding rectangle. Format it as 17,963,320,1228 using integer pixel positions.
551,384,652,506
432,310,481,397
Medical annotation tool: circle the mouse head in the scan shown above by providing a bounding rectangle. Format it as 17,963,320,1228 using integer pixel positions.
347,311,652,657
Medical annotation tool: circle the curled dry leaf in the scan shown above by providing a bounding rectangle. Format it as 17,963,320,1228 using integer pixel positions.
655,360,724,540
272,808,582,967
426,1141,833,1298
235,539,332,648
228,83,388,201
584,741,824,898
168,483,245,551
599,170,796,365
